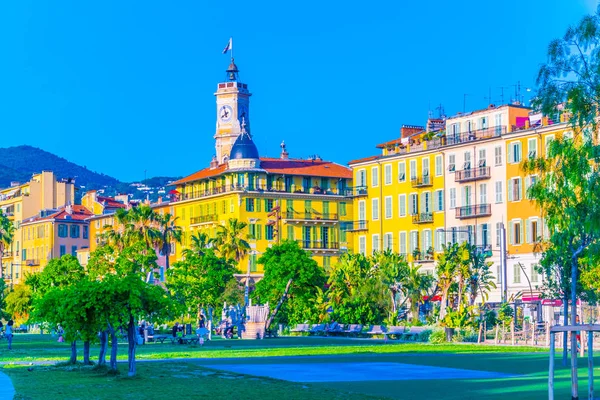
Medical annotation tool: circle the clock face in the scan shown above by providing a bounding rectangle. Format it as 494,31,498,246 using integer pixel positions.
219,105,233,123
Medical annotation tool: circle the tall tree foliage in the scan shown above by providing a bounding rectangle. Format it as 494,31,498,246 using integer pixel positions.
211,218,251,263
0,210,14,279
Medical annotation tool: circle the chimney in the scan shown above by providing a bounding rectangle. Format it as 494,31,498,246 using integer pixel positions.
157,196,163,204
400,125,425,139
210,155,219,168
280,141,289,160
10,182,20,187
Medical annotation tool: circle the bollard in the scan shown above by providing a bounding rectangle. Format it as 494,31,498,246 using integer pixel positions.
549,331,555,400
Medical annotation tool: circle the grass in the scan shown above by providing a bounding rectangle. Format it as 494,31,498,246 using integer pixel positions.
1,334,593,399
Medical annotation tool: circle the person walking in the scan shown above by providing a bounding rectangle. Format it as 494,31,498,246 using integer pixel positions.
5,320,14,350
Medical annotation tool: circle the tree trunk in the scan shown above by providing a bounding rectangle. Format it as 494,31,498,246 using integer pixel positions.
390,291,396,316
127,316,137,377
69,341,77,364
440,287,449,319
570,258,579,400
98,330,108,366
83,341,91,365
108,325,118,371
265,279,293,332
563,292,569,367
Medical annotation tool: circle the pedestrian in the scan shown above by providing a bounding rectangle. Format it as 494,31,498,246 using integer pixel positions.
6,320,14,350
57,325,64,343
172,322,179,338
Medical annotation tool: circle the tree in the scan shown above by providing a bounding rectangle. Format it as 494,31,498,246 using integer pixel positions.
0,211,14,279
435,243,460,319
253,241,326,330
466,245,496,306
211,218,251,263
372,251,409,318
155,213,182,271
528,7,600,392
4,284,32,324
400,264,434,322
167,248,238,321
183,232,210,258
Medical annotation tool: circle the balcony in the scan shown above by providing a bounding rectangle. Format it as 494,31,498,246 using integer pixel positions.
446,126,507,146
341,220,368,232
297,240,340,253
190,214,218,225
412,212,434,224
455,204,492,219
25,259,40,266
345,186,368,197
1,251,13,259
410,175,432,188
454,166,491,183
283,211,338,223
178,184,352,202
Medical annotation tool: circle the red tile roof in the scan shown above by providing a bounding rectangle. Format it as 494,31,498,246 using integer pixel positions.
347,155,380,165
97,196,127,209
22,205,93,225
172,157,352,185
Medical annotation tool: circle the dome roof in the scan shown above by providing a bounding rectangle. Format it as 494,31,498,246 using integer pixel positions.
230,132,259,160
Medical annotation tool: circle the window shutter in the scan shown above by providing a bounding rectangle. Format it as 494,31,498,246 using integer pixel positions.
508,180,513,201
508,222,514,245
477,224,483,246
507,144,513,163
433,191,438,211
520,222,524,245
486,225,492,247
525,219,531,243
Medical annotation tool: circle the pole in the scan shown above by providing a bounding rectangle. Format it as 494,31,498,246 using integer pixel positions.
588,331,593,400
230,37,234,61
549,331,555,400
500,223,508,302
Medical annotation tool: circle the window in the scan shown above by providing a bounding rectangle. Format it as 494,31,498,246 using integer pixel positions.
372,234,380,253
398,194,406,217
478,149,486,167
384,164,392,185
462,185,472,206
383,233,393,251
358,200,366,223
435,155,443,176
528,138,537,159
265,225,274,241
545,135,555,156
508,178,522,201
265,199,274,212
434,190,444,211
71,246,77,256
422,158,430,178
449,188,456,209
323,201,329,216
423,230,432,253
435,229,444,252
494,146,502,166
448,154,456,172
372,198,379,220
410,160,417,180
339,202,347,217
513,264,521,284
495,181,503,203
58,224,68,238
527,218,539,244
531,264,539,283
422,192,431,213
525,175,537,199
287,225,295,240
357,169,367,187
398,162,406,182
508,142,522,164
409,194,418,215
255,224,263,240
359,236,366,255
60,245,66,257
83,226,89,239
249,253,258,272
371,166,379,187
463,151,471,169
509,220,523,245
256,199,262,212
479,183,487,205
496,222,503,248
70,225,80,239
494,113,502,133
410,231,419,253
384,196,392,219
249,224,257,239
399,232,407,255
480,116,488,129
245,198,255,212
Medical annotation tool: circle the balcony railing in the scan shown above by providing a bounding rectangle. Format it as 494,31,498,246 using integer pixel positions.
1,251,13,258
410,175,432,188
341,220,368,231
454,166,491,183
412,212,434,224
297,241,340,251
446,126,507,146
190,214,218,225
345,186,368,197
284,211,338,221
178,184,351,202
455,204,492,219
25,259,40,266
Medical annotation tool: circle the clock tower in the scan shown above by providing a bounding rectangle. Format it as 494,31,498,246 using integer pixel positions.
214,59,252,164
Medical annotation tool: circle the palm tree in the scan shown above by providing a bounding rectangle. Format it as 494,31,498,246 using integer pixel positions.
0,211,15,279
183,232,210,259
155,213,182,271
211,218,250,263
400,264,434,322
372,250,409,317
466,244,496,305
435,243,460,319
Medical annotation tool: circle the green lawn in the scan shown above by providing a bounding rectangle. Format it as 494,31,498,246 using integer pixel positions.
2,334,593,400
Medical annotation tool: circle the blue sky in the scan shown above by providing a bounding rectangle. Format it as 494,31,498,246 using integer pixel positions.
0,0,595,182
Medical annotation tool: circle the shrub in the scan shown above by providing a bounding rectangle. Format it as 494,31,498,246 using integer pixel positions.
429,328,446,344
453,327,479,343
418,329,433,342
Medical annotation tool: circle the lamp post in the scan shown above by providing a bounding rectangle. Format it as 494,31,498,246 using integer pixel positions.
244,250,258,306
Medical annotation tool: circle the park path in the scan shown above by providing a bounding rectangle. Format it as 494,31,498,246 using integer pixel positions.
0,370,15,399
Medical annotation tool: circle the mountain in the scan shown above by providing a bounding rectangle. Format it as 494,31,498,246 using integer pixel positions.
0,145,120,189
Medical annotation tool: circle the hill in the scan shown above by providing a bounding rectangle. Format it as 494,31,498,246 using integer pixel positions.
0,145,120,189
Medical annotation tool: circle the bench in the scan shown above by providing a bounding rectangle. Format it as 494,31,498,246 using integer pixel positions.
344,324,363,337
400,326,428,341
384,326,406,340
290,324,310,334
366,325,387,337
308,324,326,335
151,334,170,344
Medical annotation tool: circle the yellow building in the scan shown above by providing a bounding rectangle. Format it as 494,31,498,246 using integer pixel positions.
348,124,446,273
19,205,92,278
169,59,353,278
0,171,75,284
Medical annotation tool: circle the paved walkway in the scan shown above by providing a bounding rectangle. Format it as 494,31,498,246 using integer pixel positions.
0,370,15,399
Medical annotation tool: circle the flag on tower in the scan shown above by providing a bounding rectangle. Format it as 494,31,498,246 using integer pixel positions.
222,38,232,54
